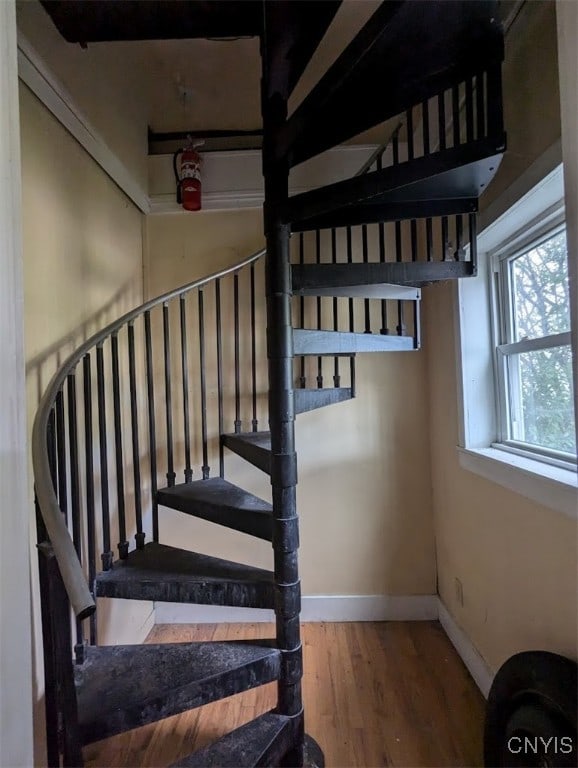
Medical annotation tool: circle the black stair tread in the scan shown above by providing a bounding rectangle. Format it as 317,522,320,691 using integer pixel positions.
170,711,294,767
292,260,474,291
222,432,272,475
292,196,477,232
293,329,414,355
285,140,503,227
94,542,274,608
157,477,273,541
75,641,281,745
278,0,503,166
294,387,353,415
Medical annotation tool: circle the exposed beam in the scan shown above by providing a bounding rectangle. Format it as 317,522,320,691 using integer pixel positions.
40,1,263,42
284,140,503,227
277,0,504,167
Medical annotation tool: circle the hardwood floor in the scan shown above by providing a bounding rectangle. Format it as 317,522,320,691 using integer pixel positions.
84,621,485,768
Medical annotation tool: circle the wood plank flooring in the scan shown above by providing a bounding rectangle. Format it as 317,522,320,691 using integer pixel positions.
84,621,485,767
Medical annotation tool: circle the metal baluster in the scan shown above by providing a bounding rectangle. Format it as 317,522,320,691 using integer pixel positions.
392,132,405,335
452,84,460,147
250,263,258,430
96,344,112,569
82,354,97,645
413,299,421,351
406,106,414,158
331,227,340,386
406,107,418,263
465,77,475,143
476,72,486,139
316,229,323,388
298,232,306,388
234,273,241,432
422,99,434,262
438,91,449,262
215,280,225,478
163,302,176,487
66,373,84,659
346,226,355,391
47,408,57,491
55,388,67,521
452,85,463,261
486,61,504,141
199,289,210,479
111,332,128,558
377,152,389,334
469,212,478,273
362,224,371,332
128,322,144,549
179,295,192,482
144,311,158,541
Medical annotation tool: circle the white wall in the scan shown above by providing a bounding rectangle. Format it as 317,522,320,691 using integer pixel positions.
0,2,34,765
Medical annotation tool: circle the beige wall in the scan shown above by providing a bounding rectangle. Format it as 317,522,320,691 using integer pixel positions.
482,1,561,210
145,210,436,597
16,0,148,191
425,0,578,674
20,85,150,761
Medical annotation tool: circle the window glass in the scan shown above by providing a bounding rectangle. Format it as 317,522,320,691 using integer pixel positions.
508,345,576,454
510,229,570,342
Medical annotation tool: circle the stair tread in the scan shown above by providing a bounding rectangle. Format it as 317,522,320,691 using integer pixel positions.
76,641,280,745
292,260,473,290
157,477,272,541
286,140,502,226
293,329,414,355
222,432,272,474
95,542,274,608
294,387,353,414
293,283,420,300
223,431,271,449
171,711,294,767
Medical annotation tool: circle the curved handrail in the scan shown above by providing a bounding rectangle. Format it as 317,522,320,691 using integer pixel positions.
32,247,266,618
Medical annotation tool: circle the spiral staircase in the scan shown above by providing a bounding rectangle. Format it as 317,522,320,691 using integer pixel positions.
33,2,506,766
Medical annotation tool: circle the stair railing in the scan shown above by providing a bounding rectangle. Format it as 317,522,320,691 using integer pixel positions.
32,247,266,624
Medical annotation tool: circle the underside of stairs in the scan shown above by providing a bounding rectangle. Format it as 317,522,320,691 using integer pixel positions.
32,2,506,766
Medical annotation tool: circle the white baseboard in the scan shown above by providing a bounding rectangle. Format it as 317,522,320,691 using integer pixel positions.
154,594,439,625
437,599,494,699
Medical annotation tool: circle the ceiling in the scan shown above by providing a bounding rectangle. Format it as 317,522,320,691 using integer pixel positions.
22,0,517,151
30,0,399,146
140,1,383,139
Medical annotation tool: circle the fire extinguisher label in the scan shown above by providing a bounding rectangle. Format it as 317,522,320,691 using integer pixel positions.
181,162,201,181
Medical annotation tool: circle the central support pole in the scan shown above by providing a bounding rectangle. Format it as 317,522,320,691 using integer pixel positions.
261,6,304,765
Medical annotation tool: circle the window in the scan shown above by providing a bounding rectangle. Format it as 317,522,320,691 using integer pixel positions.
492,218,576,466
456,159,577,517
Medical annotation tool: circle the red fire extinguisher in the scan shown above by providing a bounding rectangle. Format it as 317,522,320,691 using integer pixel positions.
173,139,203,211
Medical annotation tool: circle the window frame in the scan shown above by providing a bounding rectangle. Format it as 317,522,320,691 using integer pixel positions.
488,206,576,469
454,157,577,519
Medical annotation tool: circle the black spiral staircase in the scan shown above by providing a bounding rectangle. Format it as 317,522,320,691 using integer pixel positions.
33,2,506,766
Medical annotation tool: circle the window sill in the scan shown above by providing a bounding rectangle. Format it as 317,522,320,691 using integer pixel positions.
457,446,577,518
